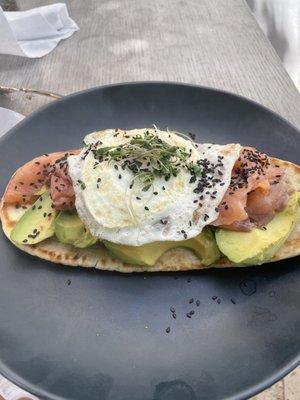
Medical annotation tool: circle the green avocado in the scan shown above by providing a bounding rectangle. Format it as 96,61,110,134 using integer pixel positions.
215,192,299,265
54,211,97,248
103,227,220,266
10,190,58,245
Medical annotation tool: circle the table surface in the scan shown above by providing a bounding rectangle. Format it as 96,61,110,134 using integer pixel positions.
0,0,299,399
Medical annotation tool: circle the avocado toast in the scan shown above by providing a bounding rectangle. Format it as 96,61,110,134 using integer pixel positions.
1,128,300,272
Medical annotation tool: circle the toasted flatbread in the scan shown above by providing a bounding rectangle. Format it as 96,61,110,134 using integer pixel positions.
1,158,300,272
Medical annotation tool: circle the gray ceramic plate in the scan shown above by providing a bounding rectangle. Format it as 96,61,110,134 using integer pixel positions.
0,82,299,400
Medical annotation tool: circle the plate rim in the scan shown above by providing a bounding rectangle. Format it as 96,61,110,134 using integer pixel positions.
0,81,299,400
1,80,300,146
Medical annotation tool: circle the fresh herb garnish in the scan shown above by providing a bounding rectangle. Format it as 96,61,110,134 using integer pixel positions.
92,131,201,191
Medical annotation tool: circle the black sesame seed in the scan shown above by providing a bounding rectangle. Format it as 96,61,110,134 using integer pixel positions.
166,327,171,333
118,174,122,179
170,306,175,313
189,298,194,304
186,313,192,318
43,212,47,217
162,186,166,190
22,239,28,243
144,206,149,211
212,296,218,300
217,298,221,304
189,310,195,315
153,191,158,195
38,205,42,210
67,279,71,286
196,300,200,307
231,298,236,304
172,313,177,319
136,196,141,200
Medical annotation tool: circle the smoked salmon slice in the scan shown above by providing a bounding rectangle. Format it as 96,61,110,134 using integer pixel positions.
213,147,291,230
3,150,79,210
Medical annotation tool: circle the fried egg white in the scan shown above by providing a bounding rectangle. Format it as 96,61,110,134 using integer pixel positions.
68,128,241,245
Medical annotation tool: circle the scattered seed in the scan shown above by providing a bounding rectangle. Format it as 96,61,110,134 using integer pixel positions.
166,326,171,333
189,298,194,304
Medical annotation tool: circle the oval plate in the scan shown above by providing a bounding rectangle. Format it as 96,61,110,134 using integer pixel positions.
0,82,299,400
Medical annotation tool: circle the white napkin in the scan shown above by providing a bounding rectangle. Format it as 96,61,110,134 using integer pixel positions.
0,374,38,400
0,3,79,58
0,107,24,138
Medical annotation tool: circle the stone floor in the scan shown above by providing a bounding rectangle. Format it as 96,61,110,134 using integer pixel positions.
252,366,300,400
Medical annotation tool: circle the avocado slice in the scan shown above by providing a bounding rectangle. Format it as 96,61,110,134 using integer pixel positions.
215,192,299,265
55,211,97,248
103,227,220,266
10,190,58,245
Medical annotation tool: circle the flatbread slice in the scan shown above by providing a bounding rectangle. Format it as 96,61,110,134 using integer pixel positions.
1,158,300,272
